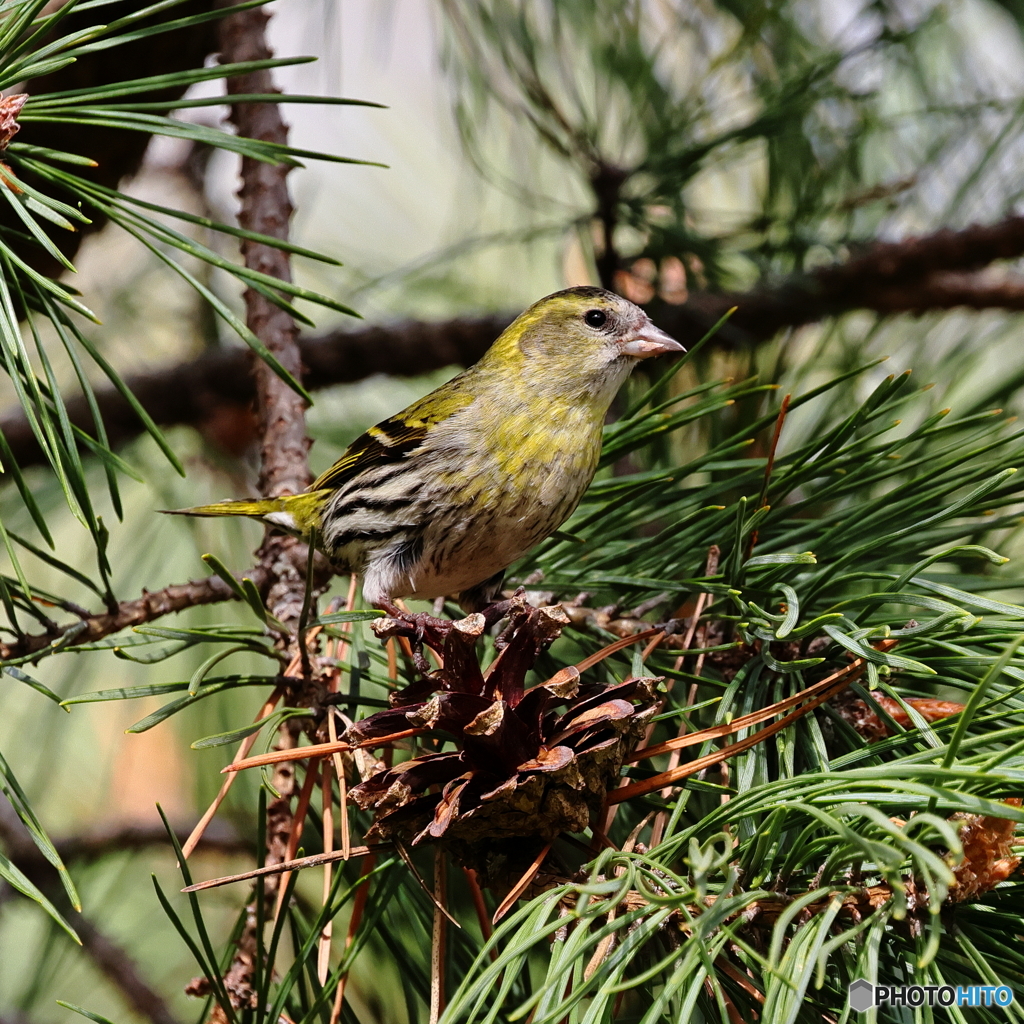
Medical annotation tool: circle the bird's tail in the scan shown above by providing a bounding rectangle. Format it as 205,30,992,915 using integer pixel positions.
163,497,288,518
161,493,327,538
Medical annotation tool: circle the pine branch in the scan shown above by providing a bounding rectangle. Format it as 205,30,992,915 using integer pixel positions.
653,214,1024,342
0,797,251,875
74,915,183,1024
0,544,335,664
52,822,249,866
0,316,511,469
821,215,1024,287
4,226,1019,663
211,6,324,1015
222,19,309,505
0,573,249,662
6,216,1024,470
864,270,1024,313
8,0,219,276
222,3,314,632
592,162,628,289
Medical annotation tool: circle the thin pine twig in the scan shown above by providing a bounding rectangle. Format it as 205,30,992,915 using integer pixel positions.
610,643,896,803
182,845,384,893
493,842,553,924
274,761,321,920
430,848,448,1024
317,762,334,984
181,685,283,860
222,728,427,773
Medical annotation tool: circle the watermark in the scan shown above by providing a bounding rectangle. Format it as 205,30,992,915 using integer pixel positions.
848,980,1015,1012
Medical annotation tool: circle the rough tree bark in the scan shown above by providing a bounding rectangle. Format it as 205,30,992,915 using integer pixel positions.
209,5,324,1015
0,574,247,662
221,4,312,626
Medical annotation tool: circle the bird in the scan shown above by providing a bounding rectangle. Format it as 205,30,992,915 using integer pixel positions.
167,286,683,616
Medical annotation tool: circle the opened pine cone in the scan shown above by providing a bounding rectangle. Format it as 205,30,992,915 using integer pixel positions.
347,599,660,850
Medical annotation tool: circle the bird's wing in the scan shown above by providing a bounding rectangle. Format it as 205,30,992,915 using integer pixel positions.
312,418,430,491
311,385,473,492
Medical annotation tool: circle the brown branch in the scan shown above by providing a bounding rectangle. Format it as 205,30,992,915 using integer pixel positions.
212,6,320,1015
224,38,308,501
0,573,664,667
592,163,628,289
7,215,1024,470
866,270,1024,313
0,801,250,877
74,915,183,1024
0,572,250,663
0,545,334,665
0,316,510,469
52,823,248,868
654,215,1024,343
221,4,313,633
820,216,1024,287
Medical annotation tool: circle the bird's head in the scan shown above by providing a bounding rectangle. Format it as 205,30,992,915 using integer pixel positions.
485,286,684,402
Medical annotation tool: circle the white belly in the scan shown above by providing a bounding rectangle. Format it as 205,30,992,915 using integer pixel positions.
405,504,559,598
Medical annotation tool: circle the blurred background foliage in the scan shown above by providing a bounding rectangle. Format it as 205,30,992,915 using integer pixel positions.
7,0,1024,1022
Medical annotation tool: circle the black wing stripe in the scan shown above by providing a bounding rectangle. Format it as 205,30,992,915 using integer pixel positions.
337,462,418,495
313,425,428,491
328,493,421,521
341,490,424,515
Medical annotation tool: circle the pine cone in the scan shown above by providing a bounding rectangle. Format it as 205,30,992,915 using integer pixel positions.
348,599,660,856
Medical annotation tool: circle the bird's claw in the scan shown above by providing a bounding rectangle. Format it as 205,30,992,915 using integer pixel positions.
371,604,454,672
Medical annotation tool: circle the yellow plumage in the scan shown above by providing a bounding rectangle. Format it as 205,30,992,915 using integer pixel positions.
167,286,682,612
168,493,327,534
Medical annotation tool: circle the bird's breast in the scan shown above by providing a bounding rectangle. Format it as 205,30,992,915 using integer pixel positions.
487,405,602,487
322,399,604,602
396,409,601,595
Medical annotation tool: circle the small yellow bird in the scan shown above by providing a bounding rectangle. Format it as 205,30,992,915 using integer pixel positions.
170,287,682,614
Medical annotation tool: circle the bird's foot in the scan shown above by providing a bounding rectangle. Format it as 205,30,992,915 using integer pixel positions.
470,586,535,629
375,601,454,641
372,602,454,673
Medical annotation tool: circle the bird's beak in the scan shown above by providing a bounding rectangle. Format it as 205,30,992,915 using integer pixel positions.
619,322,685,359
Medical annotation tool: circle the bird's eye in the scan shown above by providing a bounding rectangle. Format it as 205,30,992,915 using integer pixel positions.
584,309,607,328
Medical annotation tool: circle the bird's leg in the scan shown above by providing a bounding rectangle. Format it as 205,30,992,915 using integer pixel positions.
377,601,454,642
373,600,453,670
377,599,407,621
